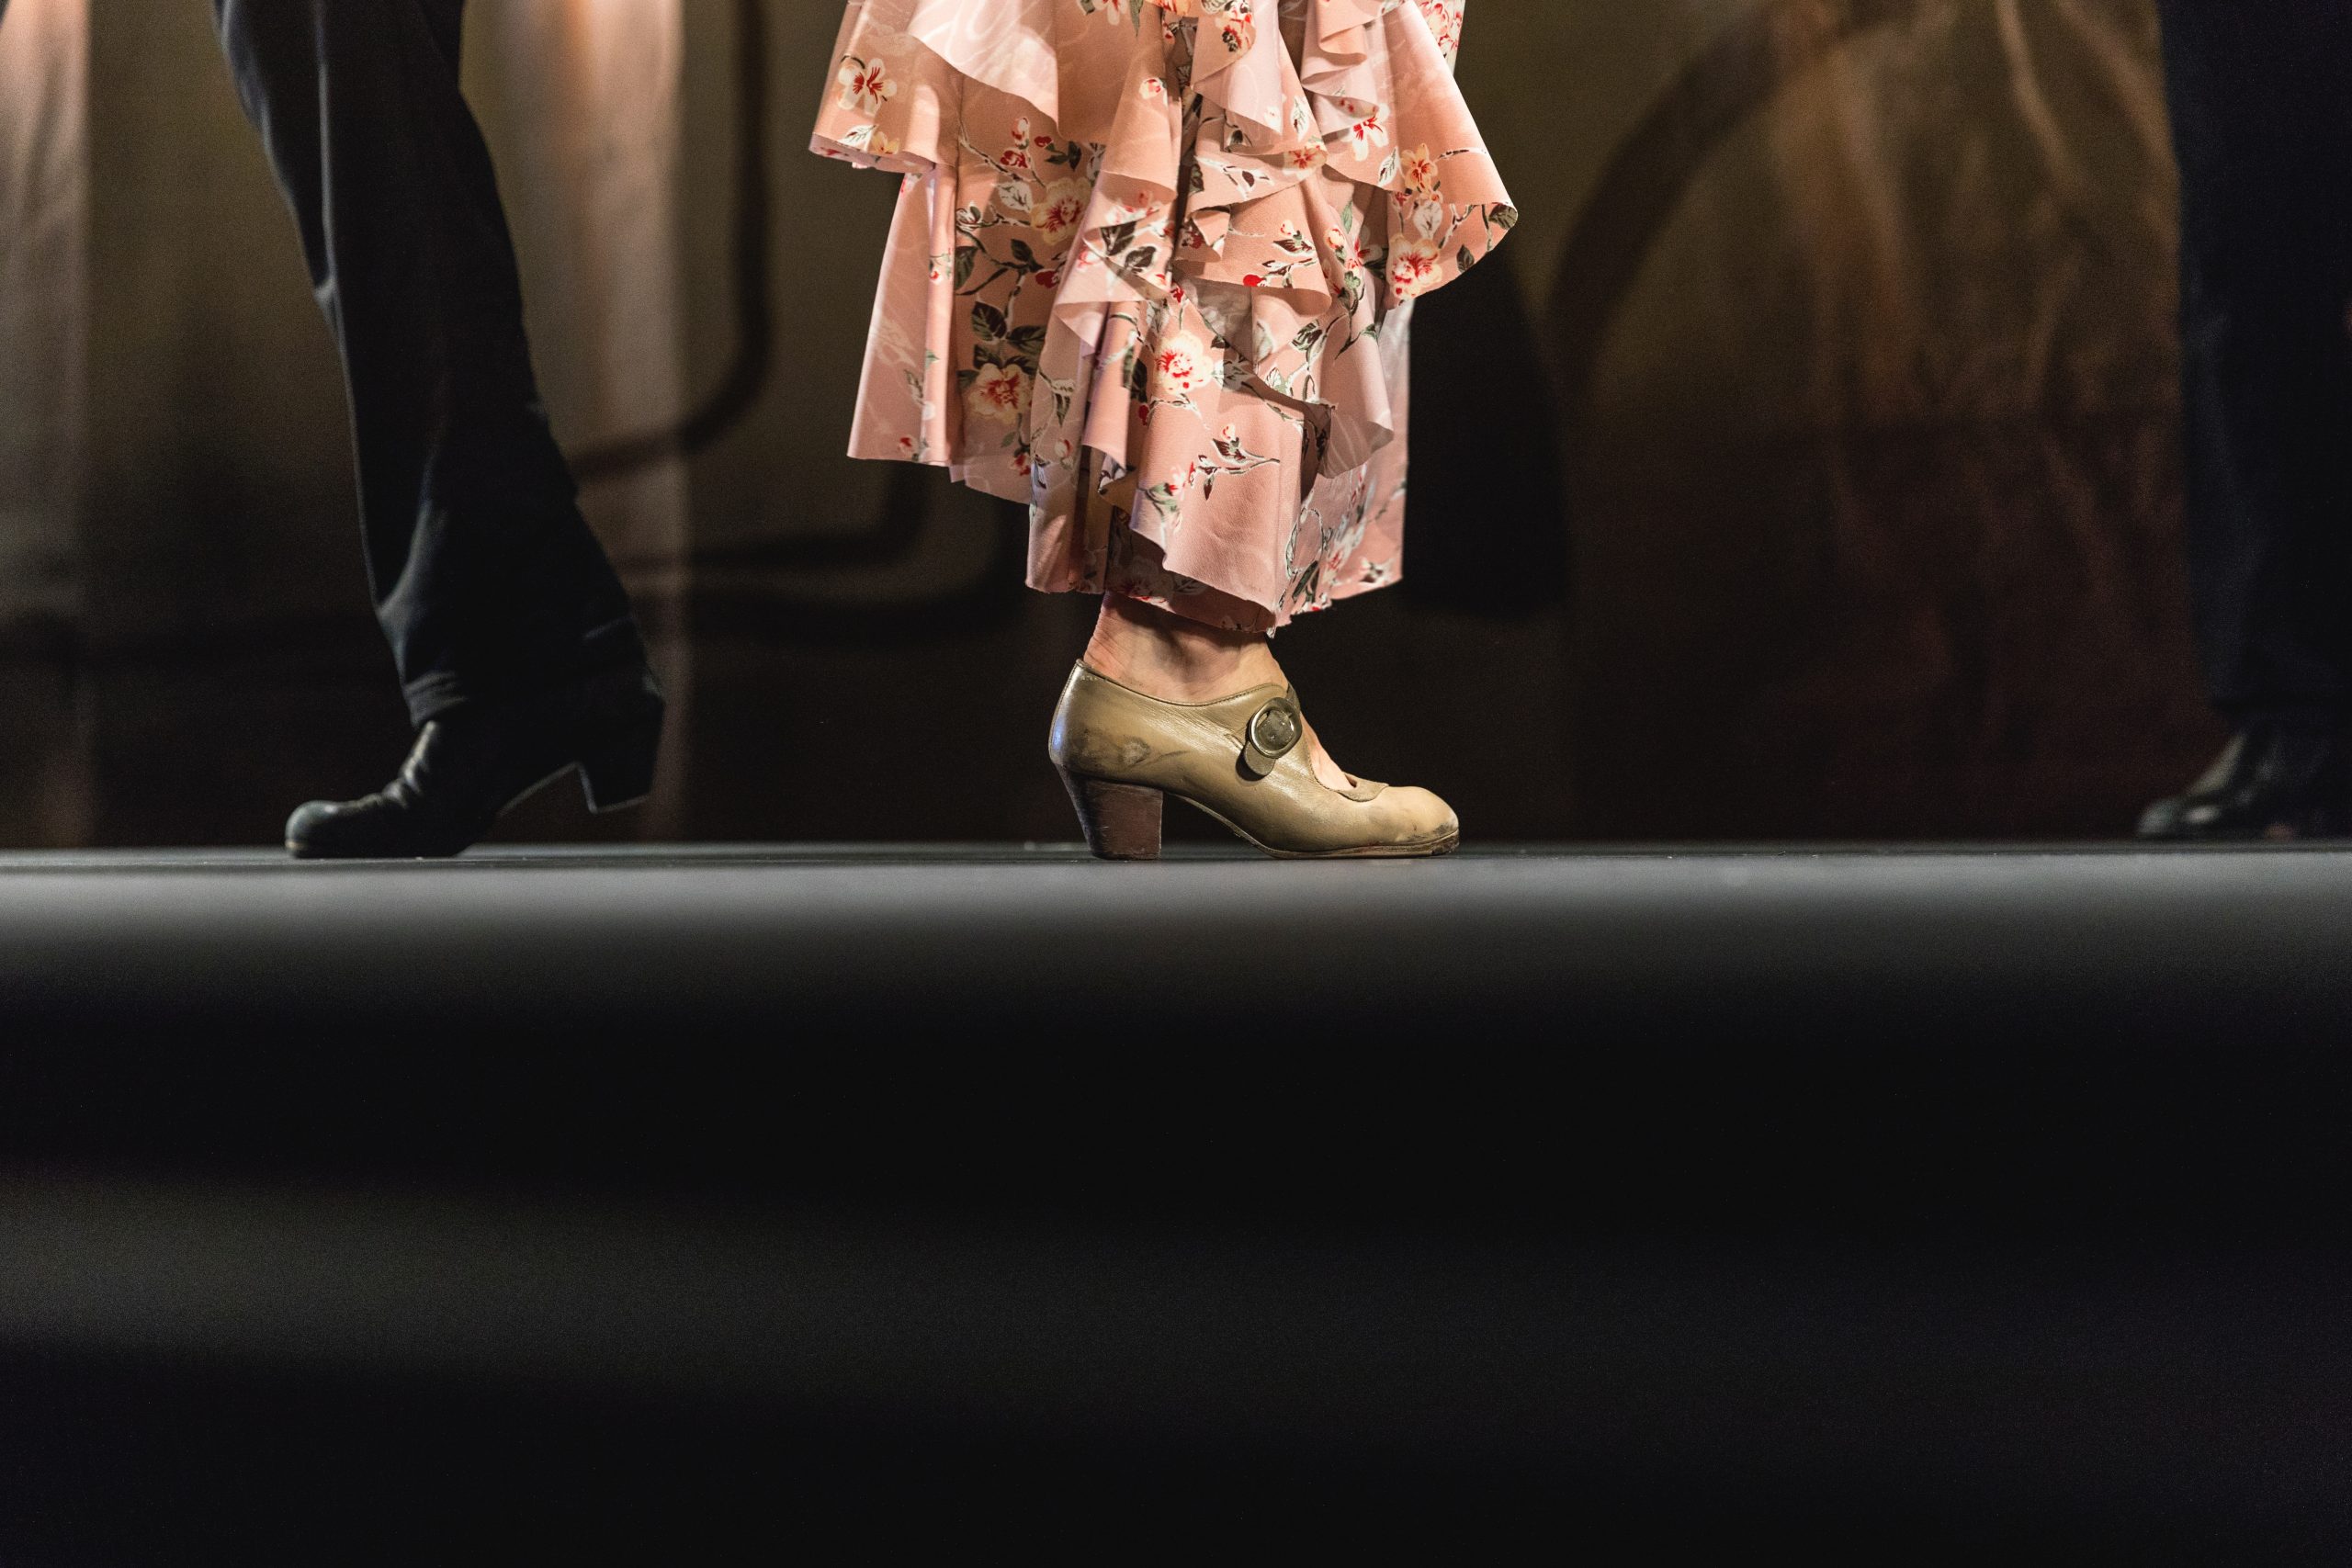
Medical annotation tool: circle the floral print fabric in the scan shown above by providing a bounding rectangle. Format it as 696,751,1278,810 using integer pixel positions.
814,0,1515,631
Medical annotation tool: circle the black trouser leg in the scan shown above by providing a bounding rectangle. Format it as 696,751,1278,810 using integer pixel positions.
212,0,647,725
2160,0,2352,729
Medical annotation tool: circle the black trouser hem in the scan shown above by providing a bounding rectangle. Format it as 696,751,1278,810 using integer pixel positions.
401,615,650,728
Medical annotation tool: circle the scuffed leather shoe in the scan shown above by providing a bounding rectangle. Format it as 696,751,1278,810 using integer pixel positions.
286,665,665,860
2138,726,2352,841
1047,662,1460,860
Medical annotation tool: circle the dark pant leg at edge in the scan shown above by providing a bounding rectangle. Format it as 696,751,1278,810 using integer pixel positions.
2158,0,2352,728
211,0,647,725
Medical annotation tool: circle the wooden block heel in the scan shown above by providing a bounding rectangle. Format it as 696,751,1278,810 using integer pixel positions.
579,713,664,814
1060,770,1165,861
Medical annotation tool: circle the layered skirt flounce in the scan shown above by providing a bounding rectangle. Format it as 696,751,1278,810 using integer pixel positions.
813,0,1514,630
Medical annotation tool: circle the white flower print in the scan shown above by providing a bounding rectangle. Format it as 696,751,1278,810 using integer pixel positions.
1413,0,1464,63
1035,178,1092,249
1399,143,1439,194
838,124,901,159
1203,0,1258,56
1387,237,1443,302
1152,330,1214,402
836,55,898,116
967,361,1030,425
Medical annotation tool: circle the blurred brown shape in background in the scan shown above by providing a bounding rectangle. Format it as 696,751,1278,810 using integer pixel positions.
1544,0,2205,837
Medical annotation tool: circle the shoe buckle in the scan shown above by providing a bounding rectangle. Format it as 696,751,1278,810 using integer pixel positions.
1241,697,1304,779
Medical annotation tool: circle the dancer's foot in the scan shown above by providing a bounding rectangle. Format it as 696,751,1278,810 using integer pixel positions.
1081,594,1357,793
2138,725,2352,840
285,665,665,860
1055,595,1458,861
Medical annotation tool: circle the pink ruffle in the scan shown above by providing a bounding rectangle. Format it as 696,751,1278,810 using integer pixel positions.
816,0,1513,630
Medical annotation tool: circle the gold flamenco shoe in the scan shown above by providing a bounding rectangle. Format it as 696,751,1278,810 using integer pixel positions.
1048,663,1462,862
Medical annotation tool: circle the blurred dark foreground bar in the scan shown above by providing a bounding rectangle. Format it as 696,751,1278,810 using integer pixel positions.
3,845,2351,1562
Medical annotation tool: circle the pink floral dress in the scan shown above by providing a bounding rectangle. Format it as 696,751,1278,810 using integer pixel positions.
813,0,1515,632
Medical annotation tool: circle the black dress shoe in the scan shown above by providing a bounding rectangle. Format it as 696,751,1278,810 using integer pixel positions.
286,666,665,860
2138,725,2352,840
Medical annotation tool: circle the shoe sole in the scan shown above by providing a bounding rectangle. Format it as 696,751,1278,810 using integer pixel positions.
1171,792,1462,862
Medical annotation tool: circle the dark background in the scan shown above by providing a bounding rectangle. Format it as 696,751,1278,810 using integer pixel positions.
0,0,2218,848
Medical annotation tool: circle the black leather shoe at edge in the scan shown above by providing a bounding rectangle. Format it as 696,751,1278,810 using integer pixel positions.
285,666,666,860
2138,725,2352,841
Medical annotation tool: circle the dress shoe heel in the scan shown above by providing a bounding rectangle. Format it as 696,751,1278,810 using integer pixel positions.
1059,769,1165,861
579,712,664,814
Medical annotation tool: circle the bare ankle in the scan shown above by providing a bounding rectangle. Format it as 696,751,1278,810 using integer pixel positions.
1076,596,1356,792
1083,595,1278,702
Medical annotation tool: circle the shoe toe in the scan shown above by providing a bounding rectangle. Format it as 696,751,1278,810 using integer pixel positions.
285,798,398,860
284,800,343,856
1385,785,1461,850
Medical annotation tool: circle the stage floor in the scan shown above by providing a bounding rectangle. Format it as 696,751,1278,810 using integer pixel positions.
6,837,2349,1173
3,842,2346,1018
6,846,2352,1557
8,838,2352,1224
6,840,2349,1042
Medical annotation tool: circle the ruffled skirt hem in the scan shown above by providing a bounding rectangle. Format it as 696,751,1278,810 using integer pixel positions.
814,0,1512,630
